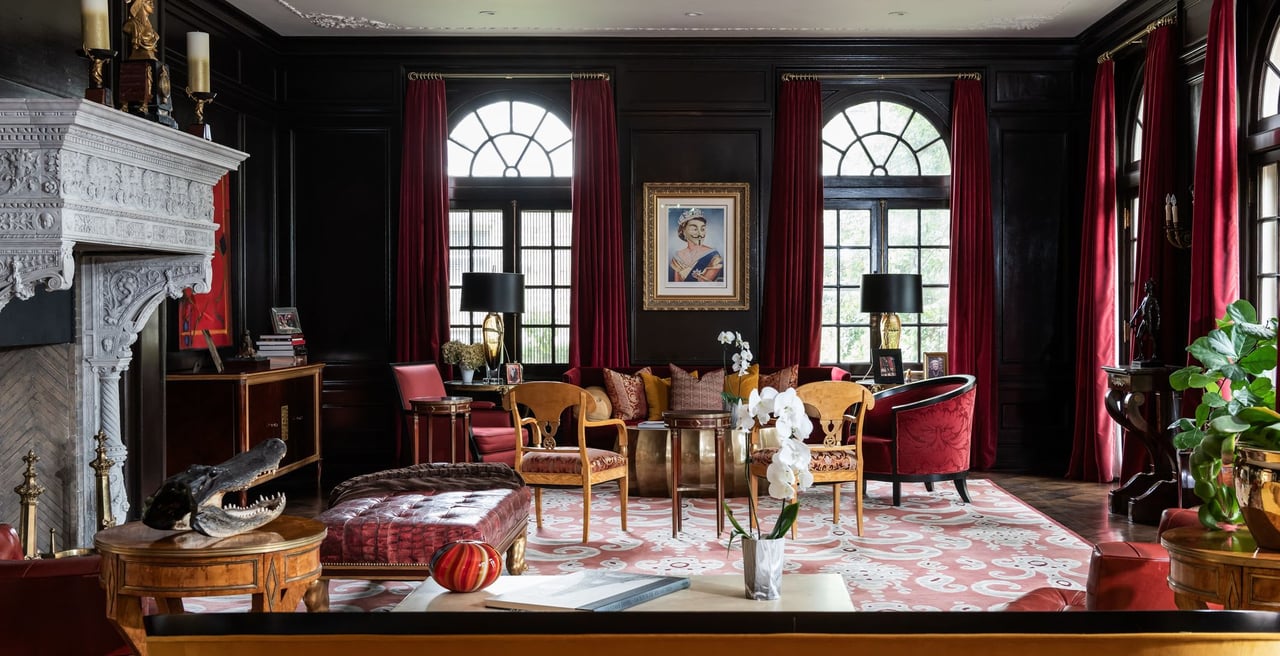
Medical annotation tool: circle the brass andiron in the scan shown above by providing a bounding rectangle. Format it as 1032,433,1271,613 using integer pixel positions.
14,450,45,560
1164,193,1192,249
91,429,116,531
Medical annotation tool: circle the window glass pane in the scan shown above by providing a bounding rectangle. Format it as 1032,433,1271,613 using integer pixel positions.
493,134,531,173
555,327,570,363
839,287,861,324
887,210,919,246
510,102,546,136
472,249,503,274
821,287,837,324
863,134,899,173
447,142,474,177
846,104,877,136
548,146,572,177
902,113,941,151
450,100,572,179
555,249,572,281
523,250,552,285
823,247,838,288
920,248,949,286
524,288,552,324
517,148,553,177
1261,278,1278,326
921,326,947,353
473,211,502,246
451,113,488,151
532,118,572,153
1262,163,1278,218
885,145,920,175
449,211,470,246
880,101,912,136
922,287,949,324
839,148,873,176
887,248,918,273
555,211,573,245
921,209,950,245
821,145,842,176
899,326,919,363
522,211,552,246
850,209,871,246
555,288,571,323
1265,32,1280,119
823,115,856,150
820,326,838,363
1131,93,1144,164
522,327,551,363
472,143,507,176
919,141,951,175
476,102,511,135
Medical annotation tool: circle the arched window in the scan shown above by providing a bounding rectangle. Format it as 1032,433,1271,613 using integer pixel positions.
1254,23,1280,323
447,97,573,366
1119,90,1144,357
821,97,950,368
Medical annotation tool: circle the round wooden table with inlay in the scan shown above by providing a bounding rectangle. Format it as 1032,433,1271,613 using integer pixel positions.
1161,526,1280,610
662,409,731,537
95,515,325,656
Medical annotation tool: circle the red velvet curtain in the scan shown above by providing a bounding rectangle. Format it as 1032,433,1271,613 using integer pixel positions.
394,79,451,363
1066,60,1117,482
1117,26,1179,481
1187,0,1239,347
947,79,997,471
569,78,630,368
760,79,822,367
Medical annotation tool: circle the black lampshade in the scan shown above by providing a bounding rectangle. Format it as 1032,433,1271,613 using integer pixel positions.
860,273,923,314
460,272,525,313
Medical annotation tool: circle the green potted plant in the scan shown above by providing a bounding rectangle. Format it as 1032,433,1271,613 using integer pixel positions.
1169,299,1280,530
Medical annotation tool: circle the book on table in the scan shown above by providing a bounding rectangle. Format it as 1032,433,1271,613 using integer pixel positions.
482,571,690,612
635,420,667,430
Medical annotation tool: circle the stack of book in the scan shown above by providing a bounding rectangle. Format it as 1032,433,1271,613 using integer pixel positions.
255,333,308,365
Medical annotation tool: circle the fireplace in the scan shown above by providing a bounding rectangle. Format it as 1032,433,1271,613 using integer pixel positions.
0,98,246,549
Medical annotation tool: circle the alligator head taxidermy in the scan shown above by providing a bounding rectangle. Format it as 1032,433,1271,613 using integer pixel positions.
142,437,288,538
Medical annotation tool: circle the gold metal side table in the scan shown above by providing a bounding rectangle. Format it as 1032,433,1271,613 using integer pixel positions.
410,395,473,463
662,409,731,537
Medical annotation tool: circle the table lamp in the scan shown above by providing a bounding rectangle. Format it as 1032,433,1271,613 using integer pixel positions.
860,273,922,349
460,272,525,382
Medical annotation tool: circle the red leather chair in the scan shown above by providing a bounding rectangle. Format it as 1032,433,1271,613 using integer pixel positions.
1005,507,1202,611
390,361,521,465
0,523,131,655
859,374,977,505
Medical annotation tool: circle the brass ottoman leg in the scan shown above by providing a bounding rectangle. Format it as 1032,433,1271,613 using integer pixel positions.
507,532,528,575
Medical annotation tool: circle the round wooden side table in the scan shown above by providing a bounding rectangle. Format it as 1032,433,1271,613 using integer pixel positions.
1161,525,1280,610
662,409,731,537
95,515,325,656
410,395,473,463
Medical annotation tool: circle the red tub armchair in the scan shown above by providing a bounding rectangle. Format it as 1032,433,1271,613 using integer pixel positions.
391,361,521,465
859,374,977,506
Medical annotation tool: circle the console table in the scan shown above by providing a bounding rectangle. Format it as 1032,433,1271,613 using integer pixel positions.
1101,365,1181,525
95,515,325,656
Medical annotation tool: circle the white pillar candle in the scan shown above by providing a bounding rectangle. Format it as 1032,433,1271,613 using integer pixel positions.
81,0,110,51
186,32,211,93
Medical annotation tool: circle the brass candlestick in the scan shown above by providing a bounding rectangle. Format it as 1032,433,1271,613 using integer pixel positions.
90,429,116,531
14,450,45,560
185,89,217,139
76,47,116,106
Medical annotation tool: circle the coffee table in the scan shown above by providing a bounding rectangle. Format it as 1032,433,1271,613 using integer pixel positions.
392,573,853,612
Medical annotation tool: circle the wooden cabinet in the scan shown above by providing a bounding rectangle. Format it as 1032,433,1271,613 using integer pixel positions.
165,363,324,484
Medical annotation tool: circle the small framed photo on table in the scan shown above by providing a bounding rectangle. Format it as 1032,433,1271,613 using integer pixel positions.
504,363,523,384
872,348,904,385
270,307,303,334
924,352,949,379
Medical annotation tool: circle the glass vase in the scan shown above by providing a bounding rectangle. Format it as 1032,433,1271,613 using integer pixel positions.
742,536,784,600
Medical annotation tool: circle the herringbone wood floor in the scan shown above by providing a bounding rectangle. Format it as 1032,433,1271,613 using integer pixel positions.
272,468,1161,546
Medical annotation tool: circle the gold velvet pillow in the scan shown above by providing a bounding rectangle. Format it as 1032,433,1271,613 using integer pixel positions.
603,367,651,421
584,386,612,421
723,363,760,401
670,364,726,411
640,370,677,421
759,364,799,391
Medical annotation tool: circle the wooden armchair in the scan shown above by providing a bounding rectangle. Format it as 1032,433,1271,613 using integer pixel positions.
748,381,874,536
505,381,629,543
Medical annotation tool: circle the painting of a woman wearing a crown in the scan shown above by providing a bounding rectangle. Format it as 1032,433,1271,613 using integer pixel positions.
668,207,725,283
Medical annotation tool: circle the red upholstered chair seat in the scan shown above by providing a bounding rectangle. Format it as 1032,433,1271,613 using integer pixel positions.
521,447,627,475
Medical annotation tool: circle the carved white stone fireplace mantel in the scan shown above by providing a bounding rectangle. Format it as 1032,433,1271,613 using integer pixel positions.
0,98,247,547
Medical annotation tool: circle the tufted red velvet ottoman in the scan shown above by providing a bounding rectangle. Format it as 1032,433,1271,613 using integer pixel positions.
305,462,530,611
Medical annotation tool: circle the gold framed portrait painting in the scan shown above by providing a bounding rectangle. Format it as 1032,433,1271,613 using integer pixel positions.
642,182,749,310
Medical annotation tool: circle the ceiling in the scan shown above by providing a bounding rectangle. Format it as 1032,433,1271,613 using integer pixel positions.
224,0,1130,39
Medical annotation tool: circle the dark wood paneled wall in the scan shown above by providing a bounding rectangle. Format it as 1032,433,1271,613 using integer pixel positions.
3,0,1240,486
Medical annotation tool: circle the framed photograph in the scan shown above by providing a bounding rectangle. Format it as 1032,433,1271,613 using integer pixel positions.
642,182,750,310
270,307,303,335
203,329,224,374
924,352,949,379
504,362,524,385
872,348,905,385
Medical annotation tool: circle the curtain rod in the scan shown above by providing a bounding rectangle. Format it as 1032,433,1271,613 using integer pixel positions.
782,72,981,82
408,72,610,81
1097,12,1177,63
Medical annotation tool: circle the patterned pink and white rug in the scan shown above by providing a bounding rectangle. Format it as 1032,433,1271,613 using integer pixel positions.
185,478,1091,613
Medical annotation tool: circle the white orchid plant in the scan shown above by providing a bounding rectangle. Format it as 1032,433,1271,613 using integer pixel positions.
717,330,814,545
718,330,754,408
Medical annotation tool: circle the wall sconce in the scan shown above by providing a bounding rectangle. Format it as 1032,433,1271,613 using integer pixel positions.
1165,193,1191,249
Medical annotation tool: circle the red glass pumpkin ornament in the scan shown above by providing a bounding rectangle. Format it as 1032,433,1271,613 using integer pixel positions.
429,540,502,592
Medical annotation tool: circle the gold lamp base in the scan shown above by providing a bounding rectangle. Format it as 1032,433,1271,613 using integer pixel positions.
481,312,504,381
879,312,902,349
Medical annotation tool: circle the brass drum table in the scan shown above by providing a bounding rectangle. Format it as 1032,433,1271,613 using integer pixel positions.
662,409,731,537
1161,526,1280,610
95,515,325,656
410,395,473,463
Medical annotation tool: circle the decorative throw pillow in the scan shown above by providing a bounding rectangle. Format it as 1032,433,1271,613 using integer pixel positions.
759,364,799,391
640,369,687,421
603,367,651,421
670,364,727,411
584,386,612,421
723,363,760,401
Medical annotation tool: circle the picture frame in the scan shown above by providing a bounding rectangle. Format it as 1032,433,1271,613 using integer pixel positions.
924,352,949,379
202,329,224,374
642,182,750,310
872,348,905,385
270,307,303,335
504,362,524,385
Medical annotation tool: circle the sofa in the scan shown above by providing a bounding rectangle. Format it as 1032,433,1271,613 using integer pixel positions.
0,523,131,655
1004,507,1201,611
